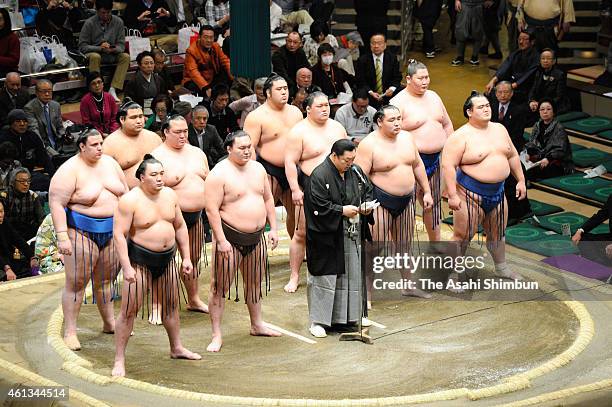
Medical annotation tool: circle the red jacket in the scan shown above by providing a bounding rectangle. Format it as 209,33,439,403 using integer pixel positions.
182,41,232,90
80,92,119,135
0,33,20,72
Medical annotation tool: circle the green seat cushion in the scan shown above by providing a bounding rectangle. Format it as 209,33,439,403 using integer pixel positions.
564,116,612,135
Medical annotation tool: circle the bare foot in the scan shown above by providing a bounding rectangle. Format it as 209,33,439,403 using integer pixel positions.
207,335,223,352
401,288,432,299
111,360,125,377
148,313,163,325
102,321,115,334
250,324,282,337
64,334,81,351
170,347,202,360
186,301,209,313
283,277,299,293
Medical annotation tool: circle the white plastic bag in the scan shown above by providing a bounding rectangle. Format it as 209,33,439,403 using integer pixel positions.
178,23,200,54
125,29,151,61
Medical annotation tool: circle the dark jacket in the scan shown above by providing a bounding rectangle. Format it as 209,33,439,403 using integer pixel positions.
272,46,310,91
0,187,45,241
355,50,401,103
202,101,239,140
123,72,168,111
311,63,353,99
0,219,33,279
495,46,539,90
489,98,530,152
187,123,225,168
305,157,373,276
0,88,31,126
525,119,574,174
581,195,612,234
0,129,55,175
123,0,177,34
528,65,570,114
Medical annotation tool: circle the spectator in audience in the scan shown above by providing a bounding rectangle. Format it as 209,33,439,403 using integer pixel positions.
152,49,175,92
311,44,353,101
355,33,401,108
124,51,168,117
0,73,31,127
272,31,310,92
270,0,283,32
145,94,173,133
188,105,225,168
480,0,503,59
205,0,230,37
354,0,389,46
309,0,335,23
292,67,322,98
528,48,569,115
572,194,612,267
182,25,233,96
80,72,120,137
0,109,55,191
0,167,45,241
36,0,76,49
203,84,239,139
0,200,37,281
334,31,363,76
333,88,376,143
166,0,194,27
525,98,573,181
123,0,177,51
0,141,20,189
415,0,443,58
451,0,485,66
303,21,339,66
517,0,575,52
0,9,20,78
24,80,66,154
35,213,64,275
272,0,313,31
489,81,531,224
78,0,130,103
172,101,193,124
229,77,267,128
484,30,539,102
291,87,308,116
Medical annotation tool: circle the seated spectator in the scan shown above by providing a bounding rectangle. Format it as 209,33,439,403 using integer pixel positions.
528,49,570,115
80,72,120,137
0,167,45,241
0,200,37,281
355,33,401,108
485,31,539,102
24,80,66,154
311,44,353,100
35,213,64,275
0,73,31,127
292,67,322,99
188,105,225,168
36,0,76,49
182,25,233,96
333,88,376,143
303,20,339,66
78,0,130,102
152,49,175,92
123,0,177,52
272,31,310,92
272,0,313,32
0,109,55,191
204,0,230,37
172,101,193,125
145,94,173,133
124,51,168,116
572,195,612,267
0,141,20,189
334,31,363,76
525,99,573,181
166,0,194,27
203,84,239,139
291,87,307,116
229,77,266,128
0,9,20,78
270,0,283,32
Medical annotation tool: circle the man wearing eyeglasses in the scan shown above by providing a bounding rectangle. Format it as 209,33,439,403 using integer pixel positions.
24,80,66,155
0,109,55,191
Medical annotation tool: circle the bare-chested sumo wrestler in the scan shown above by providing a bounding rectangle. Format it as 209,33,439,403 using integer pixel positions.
243,74,304,293
284,92,348,292
112,155,201,377
204,131,281,352
49,129,128,351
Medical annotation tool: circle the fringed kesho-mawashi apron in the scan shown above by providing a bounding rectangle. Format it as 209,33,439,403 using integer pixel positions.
66,208,119,304
182,210,207,277
419,151,443,229
371,184,417,257
213,221,270,304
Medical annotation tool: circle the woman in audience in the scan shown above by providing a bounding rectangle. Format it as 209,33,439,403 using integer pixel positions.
80,72,119,137
124,51,168,117
311,43,353,101
0,8,20,78
303,20,339,66
528,49,570,115
145,94,173,133
525,99,574,181
35,213,64,275
0,167,45,242
0,200,37,281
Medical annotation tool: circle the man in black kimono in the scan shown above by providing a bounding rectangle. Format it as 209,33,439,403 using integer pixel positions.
304,139,373,338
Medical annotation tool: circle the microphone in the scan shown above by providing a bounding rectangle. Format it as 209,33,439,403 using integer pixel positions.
352,164,367,184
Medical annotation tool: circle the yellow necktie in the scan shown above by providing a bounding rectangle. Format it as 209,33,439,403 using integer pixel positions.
375,58,383,94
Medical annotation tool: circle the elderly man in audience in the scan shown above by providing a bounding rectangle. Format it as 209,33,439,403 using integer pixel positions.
0,167,45,241
229,78,267,128
78,0,130,102
333,88,376,144
24,80,66,155
124,51,169,117
152,49,175,92
203,84,239,139
0,109,55,191
183,25,233,96
291,67,321,99
272,32,310,92
80,72,120,137
527,48,569,115
0,73,31,127
188,106,225,168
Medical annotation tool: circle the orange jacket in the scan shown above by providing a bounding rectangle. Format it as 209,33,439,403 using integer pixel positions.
182,41,233,90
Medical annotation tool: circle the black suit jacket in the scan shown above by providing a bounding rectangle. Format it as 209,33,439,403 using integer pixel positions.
187,124,225,168
271,46,310,91
489,98,529,152
0,88,31,126
582,195,612,234
355,50,401,102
